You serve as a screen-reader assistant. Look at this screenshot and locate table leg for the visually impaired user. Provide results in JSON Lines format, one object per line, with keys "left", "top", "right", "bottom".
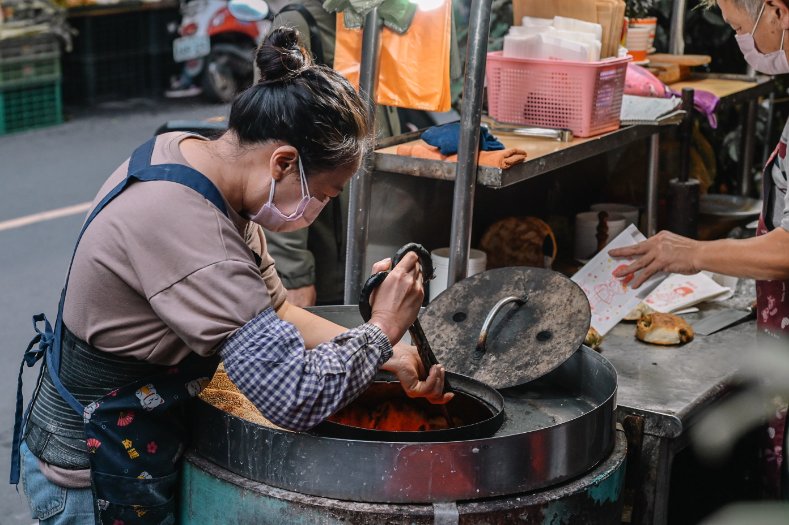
{"left": 646, "top": 132, "right": 660, "bottom": 236}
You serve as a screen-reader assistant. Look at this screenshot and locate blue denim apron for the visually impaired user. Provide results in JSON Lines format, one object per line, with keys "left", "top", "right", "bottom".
{"left": 11, "top": 137, "right": 226, "bottom": 524}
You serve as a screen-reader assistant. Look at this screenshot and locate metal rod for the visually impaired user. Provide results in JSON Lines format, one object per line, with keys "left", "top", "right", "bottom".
{"left": 741, "top": 100, "right": 757, "bottom": 197}
{"left": 668, "top": 0, "right": 687, "bottom": 55}
{"left": 763, "top": 92, "right": 775, "bottom": 167}
{"left": 344, "top": 8, "right": 381, "bottom": 305}
{"left": 646, "top": 133, "right": 660, "bottom": 236}
{"left": 447, "top": 0, "right": 493, "bottom": 287}
{"left": 678, "top": 88, "right": 694, "bottom": 183}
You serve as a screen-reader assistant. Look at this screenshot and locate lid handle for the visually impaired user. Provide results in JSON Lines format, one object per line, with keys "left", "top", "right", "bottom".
{"left": 475, "top": 296, "right": 526, "bottom": 359}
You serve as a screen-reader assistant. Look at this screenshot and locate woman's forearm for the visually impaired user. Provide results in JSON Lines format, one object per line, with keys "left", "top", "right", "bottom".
{"left": 276, "top": 301, "right": 349, "bottom": 349}
{"left": 695, "top": 227, "right": 789, "bottom": 281}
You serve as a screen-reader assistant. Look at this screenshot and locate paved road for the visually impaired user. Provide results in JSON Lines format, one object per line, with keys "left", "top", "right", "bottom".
{"left": 0, "top": 98, "right": 227, "bottom": 525}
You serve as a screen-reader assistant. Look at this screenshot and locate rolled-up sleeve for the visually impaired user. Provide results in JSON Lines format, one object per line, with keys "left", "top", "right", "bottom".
{"left": 244, "top": 223, "right": 288, "bottom": 310}
{"left": 219, "top": 308, "right": 393, "bottom": 431}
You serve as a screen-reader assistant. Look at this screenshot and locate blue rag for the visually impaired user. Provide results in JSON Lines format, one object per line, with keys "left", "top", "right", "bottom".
{"left": 421, "top": 122, "right": 505, "bottom": 156}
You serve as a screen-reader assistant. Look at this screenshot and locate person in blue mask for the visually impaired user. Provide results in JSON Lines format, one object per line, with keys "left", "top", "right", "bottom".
{"left": 613, "top": 0, "right": 789, "bottom": 497}
{"left": 12, "top": 27, "right": 450, "bottom": 525}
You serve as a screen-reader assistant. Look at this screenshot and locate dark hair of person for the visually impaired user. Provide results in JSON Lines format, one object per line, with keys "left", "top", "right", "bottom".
{"left": 228, "top": 27, "right": 370, "bottom": 172}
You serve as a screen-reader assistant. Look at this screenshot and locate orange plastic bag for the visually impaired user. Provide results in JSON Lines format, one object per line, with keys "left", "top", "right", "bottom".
{"left": 333, "top": 1, "right": 452, "bottom": 112}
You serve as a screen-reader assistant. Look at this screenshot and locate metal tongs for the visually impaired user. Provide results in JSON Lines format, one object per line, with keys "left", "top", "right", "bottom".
{"left": 359, "top": 243, "right": 454, "bottom": 427}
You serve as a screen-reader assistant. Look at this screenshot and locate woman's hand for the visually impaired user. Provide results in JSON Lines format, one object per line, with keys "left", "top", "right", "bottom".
{"left": 609, "top": 230, "right": 702, "bottom": 288}
{"left": 367, "top": 253, "right": 424, "bottom": 345}
{"left": 381, "top": 343, "right": 454, "bottom": 404}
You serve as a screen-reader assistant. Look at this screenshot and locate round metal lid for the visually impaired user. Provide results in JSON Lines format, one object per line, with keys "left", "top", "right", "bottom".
{"left": 420, "top": 267, "right": 591, "bottom": 389}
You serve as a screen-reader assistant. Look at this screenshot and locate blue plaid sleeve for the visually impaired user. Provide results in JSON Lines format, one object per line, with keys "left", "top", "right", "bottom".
{"left": 219, "top": 307, "right": 393, "bottom": 431}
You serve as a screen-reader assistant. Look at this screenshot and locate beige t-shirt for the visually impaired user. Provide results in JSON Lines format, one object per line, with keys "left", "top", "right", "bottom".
{"left": 43, "top": 133, "right": 287, "bottom": 487}
{"left": 63, "top": 132, "right": 286, "bottom": 364}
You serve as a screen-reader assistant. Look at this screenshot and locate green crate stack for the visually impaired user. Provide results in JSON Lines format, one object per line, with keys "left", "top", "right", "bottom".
{"left": 0, "top": 35, "right": 63, "bottom": 135}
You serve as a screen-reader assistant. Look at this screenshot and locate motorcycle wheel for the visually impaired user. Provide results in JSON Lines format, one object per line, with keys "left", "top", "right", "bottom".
{"left": 202, "top": 56, "right": 238, "bottom": 103}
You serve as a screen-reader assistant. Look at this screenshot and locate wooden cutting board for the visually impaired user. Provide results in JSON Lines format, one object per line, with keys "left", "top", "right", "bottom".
{"left": 648, "top": 54, "right": 712, "bottom": 82}
{"left": 648, "top": 54, "right": 711, "bottom": 66}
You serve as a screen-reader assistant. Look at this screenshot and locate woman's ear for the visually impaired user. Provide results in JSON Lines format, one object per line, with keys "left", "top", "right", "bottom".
{"left": 768, "top": 0, "right": 789, "bottom": 29}
{"left": 269, "top": 145, "right": 299, "bottom": 181}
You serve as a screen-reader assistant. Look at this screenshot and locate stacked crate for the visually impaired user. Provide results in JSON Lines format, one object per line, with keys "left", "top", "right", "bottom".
{"left": 62, "top": 5, "right": 180, "bottom": 105}
{"left": 0, "top": 34, "right": 63, "bottom": 135}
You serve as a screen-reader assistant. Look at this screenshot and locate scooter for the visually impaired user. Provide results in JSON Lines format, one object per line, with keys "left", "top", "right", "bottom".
{"left": 166, "top": 0, "right": 272, "bottom": 102}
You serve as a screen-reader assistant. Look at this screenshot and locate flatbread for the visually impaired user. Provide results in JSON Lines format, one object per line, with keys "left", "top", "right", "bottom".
{"left": 585, "top": 326, "right": 603, "bottom": 350}
{"left": 624, "top": 302, "right": 655, "bottom": 322}
{"left": 636, "top": 313, "right": 694, "bottom": 346}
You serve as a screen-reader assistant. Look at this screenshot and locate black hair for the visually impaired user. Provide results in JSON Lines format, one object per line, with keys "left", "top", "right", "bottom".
{"left": 228, "top": 27, "right": 370, "bottom": 172}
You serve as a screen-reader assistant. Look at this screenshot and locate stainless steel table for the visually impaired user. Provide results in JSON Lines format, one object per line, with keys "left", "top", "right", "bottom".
{"left": 600, "top": 286, "right": 757, "bottom": 525}
{"left": 375, "top": 123, "right": 665, "bottom": 237}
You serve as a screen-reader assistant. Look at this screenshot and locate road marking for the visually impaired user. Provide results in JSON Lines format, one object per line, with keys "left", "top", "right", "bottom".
{"left": 0, "top": 202, "right": 91, "bottom": 232}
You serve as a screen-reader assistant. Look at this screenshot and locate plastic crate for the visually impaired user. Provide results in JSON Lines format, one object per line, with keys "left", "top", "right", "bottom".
{"left": 62, "top": 6, "right": 179, "bottom": 104}
{"left": 0, "top": 35, "right": 61, "bottom": 89}
{"left": 485, "top": 52, "right": 631, "bottom": 138}
{"left": 0, "top": 81, "right": 63, "bottom": 135}
{"left": 63, "top": 50, "right": 149, "bottom": 103}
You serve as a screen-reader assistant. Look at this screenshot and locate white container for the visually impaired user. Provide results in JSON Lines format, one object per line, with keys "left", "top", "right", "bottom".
{"left": 429, "top": 247, "right": 487, "bottom": 302}
{"left": 574, "top": 211, "right": 626, "bottom": 262}
{"left": 590, "top": 203, "right": 640, "bottom": 229}
{"left": 625, "top": 26, "right": 651, "bottom": 52}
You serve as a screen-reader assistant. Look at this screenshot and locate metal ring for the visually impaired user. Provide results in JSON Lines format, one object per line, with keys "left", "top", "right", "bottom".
{"left": 474, "top": 296, "right": 526, "bottom": 358}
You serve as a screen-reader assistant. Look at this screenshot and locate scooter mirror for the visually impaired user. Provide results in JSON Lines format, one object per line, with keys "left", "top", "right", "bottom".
{"left": 228, "top": 0, "right": 270, "bottom": 22}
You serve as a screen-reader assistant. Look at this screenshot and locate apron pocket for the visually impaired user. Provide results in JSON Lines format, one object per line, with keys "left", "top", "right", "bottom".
{"left": 91, "top": 469, "right": 178, "bottom": 506}
{"left": 95, "top": 497, "right": 176, "bottom": 525}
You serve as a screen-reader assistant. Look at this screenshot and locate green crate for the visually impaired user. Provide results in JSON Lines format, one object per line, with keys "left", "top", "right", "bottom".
{"left": 0, "top": 35, "right": 61, "bottom": 89}
{"left": 0, "top": 81, "right": 63, "bottom": 135}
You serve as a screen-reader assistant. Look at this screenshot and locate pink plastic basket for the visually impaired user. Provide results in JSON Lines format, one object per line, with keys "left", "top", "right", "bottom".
{"left": 485, "top": 52, "right": 631, "bottom": 138}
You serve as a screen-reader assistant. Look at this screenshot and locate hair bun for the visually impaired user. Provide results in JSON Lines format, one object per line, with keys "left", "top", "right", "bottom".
{"left": 256, "top": 27, "right": 311, "bottom": 84}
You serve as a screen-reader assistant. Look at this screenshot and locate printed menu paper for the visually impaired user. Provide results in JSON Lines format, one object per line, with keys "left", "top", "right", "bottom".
{"left": 571, "top": 225, "right": 667, "bottom": 335}
{"left": 643, "top": 272, "right": 730, "bottom": 313}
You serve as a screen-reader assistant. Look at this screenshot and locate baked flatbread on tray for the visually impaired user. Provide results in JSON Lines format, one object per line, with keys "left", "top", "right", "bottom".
{"left": 636, "top": 313, "right": 694, "bottom": 346}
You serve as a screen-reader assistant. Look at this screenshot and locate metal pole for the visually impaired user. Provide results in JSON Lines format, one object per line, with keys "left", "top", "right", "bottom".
{"left": 741, "top": 100, "right": 757, "bottom": 197}
{"left": 762, "top": 92, "right": 775, "bottom": 167}
{"left": 344, "top": 8, "right": 381, "bottom": 305}
{"left": 447, "top": 0, "right": 493, "bottom": 287}
{"left": 646, "top": 132, "right": 660, "bottom": 236}
{"left": 668, "top": 0, "right": 687, "bottom": 55}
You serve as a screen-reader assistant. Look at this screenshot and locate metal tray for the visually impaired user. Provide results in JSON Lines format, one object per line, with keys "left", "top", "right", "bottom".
{"left": 700, "top": 194, "right": 762, "bottom": 218}
{"left": 188, "top": 306, "right": 617, "bottom": 504}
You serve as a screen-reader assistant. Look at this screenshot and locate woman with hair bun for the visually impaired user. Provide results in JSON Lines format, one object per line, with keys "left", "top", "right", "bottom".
{"left": 11, "top": 27, "right": 450, "bottom": 525}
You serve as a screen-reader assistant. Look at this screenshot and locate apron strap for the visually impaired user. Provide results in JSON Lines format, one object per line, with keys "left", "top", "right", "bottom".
{"left": 10, "top": 315, "right": 55, "bottom": 484}
{"left": 11, "top": 136, "right": 229, "bottom": 484}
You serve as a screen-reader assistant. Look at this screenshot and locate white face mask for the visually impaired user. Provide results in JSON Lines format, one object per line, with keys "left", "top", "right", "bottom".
{"left": 735, "top": 1, "right": 789, "bottom": 75}
{"left": 246, "top": 156, "right": 328, "bottom": 232}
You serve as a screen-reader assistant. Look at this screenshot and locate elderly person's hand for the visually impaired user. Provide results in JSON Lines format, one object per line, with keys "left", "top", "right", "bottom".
{"left": 609, "top": 230, "right": 702, "bottom": 288}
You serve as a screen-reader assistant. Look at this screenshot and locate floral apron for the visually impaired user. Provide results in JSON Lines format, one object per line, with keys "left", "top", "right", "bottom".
{"left": 11, "top": 137, "right": 224, "bottom": 523}
{"left": 755, "top": 145, "right": 789, "bottom": 498}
